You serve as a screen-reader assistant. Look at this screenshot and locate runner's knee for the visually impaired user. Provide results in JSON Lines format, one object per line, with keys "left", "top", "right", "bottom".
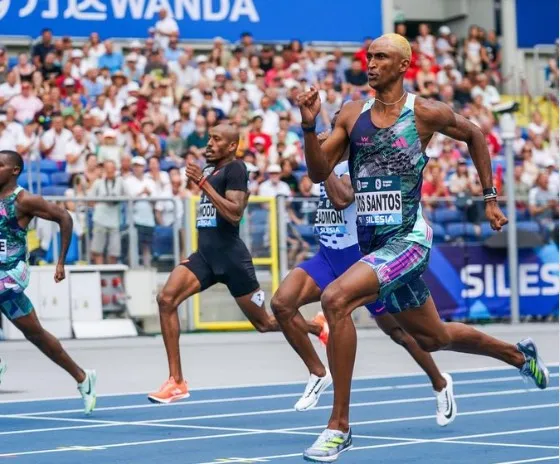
{"left": 270, "top": 293, "right": 295, "bottom": 322}
{"left": 321, "top": 284, "right": 350, "bottom": 323}
{"left": 157, "top": 290, "right": 177, "bottom": 314}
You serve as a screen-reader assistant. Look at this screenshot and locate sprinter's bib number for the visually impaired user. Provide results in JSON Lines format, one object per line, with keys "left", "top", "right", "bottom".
{"left": 196, "top": 196, "right": 217, "bottom": 228}
{"left": 355, "top": 176, "right": 402, "bottom": 226}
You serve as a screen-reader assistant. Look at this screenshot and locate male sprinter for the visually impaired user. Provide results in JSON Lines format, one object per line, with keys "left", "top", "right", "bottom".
{"left": 0, "top": 150, "right": 96, "bottom": 414}
{"left": 148, "top": 124, "right": 324, "bottom": 403}
{"left": 298, "top": 34, "right": 550, "bottom": 462}
{"left": 272, "top": 130, "right": 456, "bottom": 426}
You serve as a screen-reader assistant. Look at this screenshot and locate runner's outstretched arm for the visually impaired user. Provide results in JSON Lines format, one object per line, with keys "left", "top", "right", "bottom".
{"left": 18, "top": 193, "right": 73, "bottom": 281}
{"left": 298, "top": 88, "right": 350, "bottom": 182}
{"left": 416, "top": 100, "right": 508, "bottom": 231}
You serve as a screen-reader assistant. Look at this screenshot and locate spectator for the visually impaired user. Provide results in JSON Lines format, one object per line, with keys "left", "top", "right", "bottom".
{"left": 0, "top": 116, "right": 16, "bottom": 151}
{"left": 98, "top": 41, "right": 124, "bottom": 75}
{"left": 471, "top": 73, "right": 500, "bottom": 109}
{"left": 32, "top": 28, "right": 55, "bottom": 67}
{"left": 154, "top": 8, "right": 179, "bottom": 51}
{"left": 417, "top": 23, "right": 436, "bottom": 59}
{"left": 89, "top": 160, "right": 127, "bottom": 264}
{"left": 528, "top": 110, "right": 550, "bottom": 141}
{"left": 16, "top": 120, "right": 40, "bottom": 161}
{"left": 0, "top": 71, "right": 21, "bottom": 109}
{"left": 258, "top": 164, "right": 291, "bottom": 197}
{"left": 280, "top": 159, "right": 299, "bottom": 194}
{"left": 66, "top": 125, "right": 94, "bottom": 174}
{"left": 463, "top": 25, "right": 484, "bottom": 76}
{"left": 8, "top": 81, "right": 44, "bottom": 123}
{"left": 436, "top": 58, "right": 462, "bottom": 88}
{"left": 528, "top": 172, "right": 559, "bottom": 234}
{"left": 531, "top": 134, "right": 556, "bottom": 169}
{"left": 40, "top": 113, "right": 73, "bottom": 162}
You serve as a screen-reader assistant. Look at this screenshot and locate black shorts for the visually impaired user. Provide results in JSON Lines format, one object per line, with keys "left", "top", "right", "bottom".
{"left": 182, "top": 243, "right": 260, "bottom": 298}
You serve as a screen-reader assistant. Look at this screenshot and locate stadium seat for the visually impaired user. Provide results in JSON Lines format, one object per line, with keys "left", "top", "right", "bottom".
{"left": 517, "top": 221, "right": 541, "bottom": 234}
{"left": 430, "top": 223, "right": 447, "bottom": 243}
{"left": 249, "top": 208, "right": 269, "bottom": 252}
{"left": 45, "top": 232, "right": 80, "bottom": 264}
{"left": 446, "top": 222, "right": 479, "bottom": 241}
{"left": 41, "top": 185, "right": 68, "bottom": 196}
{"left": 152, "top": 226, "right": 174, "bottom": 260}
{"left": 50, "top": 171, "right": 71, "bottom": 186}
{"left": 433, "top": 208, "right": 463, "bottom": 224}
{"left": 480, "top": 222, "right": 495, "bottom": 239}
{"left": 18, "top": 172, "right": 51, "bottom": 190}
{"left": 39, "top": 159, "right": 60, "bottom": 174}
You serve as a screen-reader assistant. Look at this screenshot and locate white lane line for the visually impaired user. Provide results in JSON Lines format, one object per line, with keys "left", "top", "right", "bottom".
{"left": 3, "top": 364, "right": 557, "bottom": 405}
{"left": 441, "top": 440, "right": 558, "bottom": 450}
{"left": 5, "top": 383, "right": 557, "bottom": 419}
{"left": 492, "top": 457, "right": 560, "bottom": 464}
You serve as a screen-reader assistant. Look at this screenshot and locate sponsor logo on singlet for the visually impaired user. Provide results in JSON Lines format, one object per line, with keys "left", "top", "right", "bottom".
{"left": 355, "top": 176, "right": 403, "bottom": 226}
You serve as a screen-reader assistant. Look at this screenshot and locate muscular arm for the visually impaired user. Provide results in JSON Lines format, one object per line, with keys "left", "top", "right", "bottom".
{"left": 18, "top": 192, "right": 73, "bottom": 265}
{"left": 201, "top": 183, "right": 246, "bottom": 226}
{"left": 302, "top": 102, "right": 358, "bottom": 183}
{"left": 324, "top": 173, "right": 354, "bottom": 210}
{"left": 418, "top": 99, "right": 494, "bottom": 190}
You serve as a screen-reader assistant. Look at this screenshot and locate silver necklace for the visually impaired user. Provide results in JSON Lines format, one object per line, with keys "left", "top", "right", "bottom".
{"left": 375, "top": 91, "right": 407, "bottom": 106}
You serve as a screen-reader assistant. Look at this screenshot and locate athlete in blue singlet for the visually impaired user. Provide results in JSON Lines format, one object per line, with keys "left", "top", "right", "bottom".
{"left": 297, "top": 34, "right": 550, "bottom": 462}
{"left": 272, "top": 131, "right": 455, "bottom": 424}
{"left": 0, "top": 150, "right": 96, "bottom": 414}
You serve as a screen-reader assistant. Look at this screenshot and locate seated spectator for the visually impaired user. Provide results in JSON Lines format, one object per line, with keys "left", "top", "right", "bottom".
{"left": 280, "top": 159, "right": 299, "bottom": 194}
{"left": 529, "top": 172, "right": 559, "bottom": 234}
{"left": 471, "top": 73, "right": 500, "bottom": 109}
{"left": 97, "top": 129, "right": 125, "bottom": 168}
{"left": 40, "top": 113, "right": 74, "bottom": 162}
{"left": 258, "top": 164, "right": 291, "bottom": 197}
{"left": 66, "top": 125, "right": 94, "bottom": 174}
{"left": 9, "top": 81, "right": 44, "bottom": 123}
{"left": 531, "top": 134, "right": 557, "bottom": 169}
{"left": 98, "top": 40, "right": 124, "bottom": 75}
{"left": 421, "top": 162, "right": 452, "bottom": 210}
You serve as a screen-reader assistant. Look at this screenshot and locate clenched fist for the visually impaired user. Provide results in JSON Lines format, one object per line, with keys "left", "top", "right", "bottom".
{"left": 297, "top": 87, "right": 321, "bottom": 126}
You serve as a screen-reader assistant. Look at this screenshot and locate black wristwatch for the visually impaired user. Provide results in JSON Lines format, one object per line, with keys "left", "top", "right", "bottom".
{"left": 483, "top": 187, "right": 498, "bottom": 202}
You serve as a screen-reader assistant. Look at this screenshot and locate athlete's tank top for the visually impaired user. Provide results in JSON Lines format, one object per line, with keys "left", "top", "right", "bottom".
{"left": 313, "top": 161, "right": 358, "bottom": 250}
{"left": 348, "top": 93, "right": 432, "bottom": 254}
{"left": 0, "top": 186, "right": 28, "bottom": 271}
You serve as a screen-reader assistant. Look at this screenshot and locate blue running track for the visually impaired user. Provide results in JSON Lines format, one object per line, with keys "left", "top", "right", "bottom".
{"left": 0, "top": 366, "right": 558, "bottom": 463}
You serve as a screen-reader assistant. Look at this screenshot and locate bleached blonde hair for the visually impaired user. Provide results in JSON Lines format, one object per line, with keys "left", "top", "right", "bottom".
{"left": 377, "top": 33, "right": 412, "bottom": 61}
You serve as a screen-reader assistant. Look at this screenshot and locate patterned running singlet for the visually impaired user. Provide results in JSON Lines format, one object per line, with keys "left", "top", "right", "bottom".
{"left": 0, "top": 186, "right": 28, "bottom": 271}
{"left": 348, "top": 93, "right": 433, "bottom": 254}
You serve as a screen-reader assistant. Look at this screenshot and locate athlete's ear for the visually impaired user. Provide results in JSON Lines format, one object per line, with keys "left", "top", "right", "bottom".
{"left": 399, "top": 58, "right": 410, "bottom": 74}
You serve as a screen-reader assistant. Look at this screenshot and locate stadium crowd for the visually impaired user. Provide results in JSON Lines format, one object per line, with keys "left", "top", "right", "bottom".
{"left": 0, "top": 13, "right": 558, "bottom": 265}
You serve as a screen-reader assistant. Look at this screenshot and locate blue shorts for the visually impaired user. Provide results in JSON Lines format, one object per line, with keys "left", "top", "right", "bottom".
{"left": 298, "top": 245, "right": 385, "bottom": 315}
{"left": 298, "top": 243, "right": 431, "bottom": 315}
{"left": 0, "top": 261, "right": 33, "bottom": 321}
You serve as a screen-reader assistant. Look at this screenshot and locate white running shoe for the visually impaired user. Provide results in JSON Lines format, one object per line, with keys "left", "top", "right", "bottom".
{"left": 435, "top": 372, "right": 457, "bottom": 426}
{"left": 0, "top": 359, "right": 6, "bottom": 386}
{"left": 295, "top": 371, "right": 332, "bottom": 412}
{"left": 77, "top": 369, "right": 97, "bottom": 415}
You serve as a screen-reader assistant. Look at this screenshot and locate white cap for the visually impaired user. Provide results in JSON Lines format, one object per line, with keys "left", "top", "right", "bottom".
{"left": 127, "top": 81, "right": 140, "bottom": 92}
{"left": 289, "top": 63, "right": 302, "bottom": 72}
{"left": 215, "top": 66, "right": 226, "bottom": 76}
{"left": 267, "top": 164, "right": 282, "bottom": 174}
{"left": 130, "top": 40, "right": 143, "bottom": 49}
{"left": 244, "top": 162, "right": 259, "bottom": 173}
{"left": 103, "top": 128, "right": 117, "bottom": 138}
{"left": 325, "top": 54, "right": 337, "bottom": 62}
{"left": 439, "top": 25, "right": 451, "bottom": 35}
{"left": 442, "top": 57, "right": 455, "bottom": 67}
{"left": 71, "top": 49, "right": 83, "bottom": 59}
{"left": 132, "top": 156, "right": 146, "bottom": 166}
{"left": 254, "top": 136, "right": 266, "bottom": 145}
{"left": 196, "top": 55, "right": 208, "bottom": 63}
{"left": 63, "top": 77, "right": 75, "bottom": 86}
{"left": 126, "top": 53, "right": 138, "bottom": 62}
{"left": 126, "top": 96, "right": 138, "bottom": 106}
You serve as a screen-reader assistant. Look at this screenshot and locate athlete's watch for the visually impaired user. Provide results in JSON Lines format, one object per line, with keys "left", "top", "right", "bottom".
{"left": 483, "top": 187, "right": 498, "bottom": 202}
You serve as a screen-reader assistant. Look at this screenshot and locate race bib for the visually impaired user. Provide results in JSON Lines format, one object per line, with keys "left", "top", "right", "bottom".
{"left": 196, "top": 195, "right": 217, "bottom": 228}
{"left": 314, "top": 196, "right": 347, "bottom": 236}
{"left": 355, "top": 176, "right": 403, "bottom": 226}
{"left": 0, "top": 239, "right": 6, "bottom": 262}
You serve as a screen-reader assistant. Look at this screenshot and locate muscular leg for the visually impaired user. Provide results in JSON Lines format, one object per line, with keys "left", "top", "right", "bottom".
{"left": 270, "top": 268, "right": 325, "bottom": 376}
{"left": 375, "top": 313, "right": 446, "bottom": 391}
{"left": 393, "top": 297, "right": 525, "bottom": 368}
{"left": 321, "top": 262, "right": 382, "bottom": 432}
{"left": 157, "top": 266, "right": 201, "bottom": 383}
{"left": 11, "top": 310, "right": 85, "bottom": 383}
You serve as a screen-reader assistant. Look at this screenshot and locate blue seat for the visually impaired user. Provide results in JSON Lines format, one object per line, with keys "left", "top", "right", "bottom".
{"left": 45, "top": 232, "right": 80, "bottom": 264}
{"left": 430, "top": 223, "right": 447, "bottom": 243}
{"left": 152, "top": 226, "right": 174, "bottom": 259}
{"left": 18, "top": 172, "right": 51, "bottom": 190}
{"left": 480, "top": 222, "right": 495, "bottom": 239}
{"left": 517, "top": 221, "right": 540, "bottom": 234}
{"left": 433, "top": 208, "right": 462, "bottom": 224}
{"left": 293, "top": 171, "right": 307, "bottom": 182}
{"left": 50, "top": 171, "right": 71, "bottom": 186}
{"left": 41, "top": 185, "right": 68, "bottom": 196}
{"left": 39, "top": 159, "right": 60, "bottom": 174}
{"left": 446, "top": 222, "right": 479, "bottom": 241}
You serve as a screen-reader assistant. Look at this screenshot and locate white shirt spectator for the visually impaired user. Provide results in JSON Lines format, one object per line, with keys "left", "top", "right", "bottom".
{"left": 262, "top": 109, "right": 280, "bottom": 136}
{"left": 6, "top": 121, "right": 24, "bottom": 141}
{"left": 66, "top": 139, "right": 94, "bottom": 174}
{"left": 124, "top": 175, "right": 157, "bottom": 227}
{"left": 258, "top": 179, "right": 292, "bottom": 197}
{"left": 16, "top": 129, "right": 40, "bottom": 160}
{"left": 0, "top": 125, "right": 16, "bottom": 151}
{"left": 156, "top": 195, "right": 183, "bottom": 227}
{"left": 169, "top": 60, "right": 199, "bottom": 89}
{"left": 154, "top": 14, "right": 179, "bottom": 50}
{"left": 532, "top": 145, "right": 556, "bottom": 169}
{"left": 41, "top": 127, "right": 74, "bottom": 162}
{"left": 471, "top": 84, "right": 501, "bottom": 108}
{"left": 8, "top": 95, "right": 43, "bottom": 123}
{"left": 436, "top": 68, "right": 462, "bottom": 87}
{"left": 0, "top": 81, "right": 21, "bottom": 108}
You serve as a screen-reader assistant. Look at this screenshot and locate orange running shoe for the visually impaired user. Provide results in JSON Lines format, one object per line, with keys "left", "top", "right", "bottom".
{"left": 313, "top": 311, "right": 329, "bottom": 347}
{"left": 147, "top": 377, "right": 190, "bottom": 404}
